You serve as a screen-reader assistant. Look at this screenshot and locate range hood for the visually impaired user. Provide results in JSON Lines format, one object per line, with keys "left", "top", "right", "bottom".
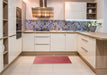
{"left": 32, "top": 0, "right": 54, "bottom": 19}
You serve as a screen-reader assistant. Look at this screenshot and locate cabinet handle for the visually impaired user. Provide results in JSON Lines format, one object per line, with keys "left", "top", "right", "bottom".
{"left": 81, "top": 47, "right": 88, "bottom": 52}
{"left": 35, "top": 36, "right": 49, "bottom": 38}
{"left": 36, "top": 43, "right": 49, "bottom": 45}
{"left": 9, "top": 34, "right": 16, "bottom": 37}
{"left": 81, "top": 38, "right": 88, "bottom": 42}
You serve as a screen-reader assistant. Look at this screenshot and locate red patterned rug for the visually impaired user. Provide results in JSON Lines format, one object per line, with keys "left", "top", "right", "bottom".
{"left": 33, "top": 56, "right": 71, "bottom": 64}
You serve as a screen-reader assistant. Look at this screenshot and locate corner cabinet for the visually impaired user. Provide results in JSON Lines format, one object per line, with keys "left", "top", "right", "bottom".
{"left": 78, "top": 34, "right": 96, "bottom": 68}
{"left": 65, "top": 2, "right": 86, "bottom": 19}
{"left": 51, "top": 33, "right": 66, "bottom": 51}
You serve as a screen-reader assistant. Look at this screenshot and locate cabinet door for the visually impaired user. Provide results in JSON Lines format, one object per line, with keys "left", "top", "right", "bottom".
{"left": 0, "top": 0, "right": 3, "bottom": 38}
{"left": 51, "top": 33, "right": 66, "bottom": 51}
{"left": 88, "top": 37, "right": 96, "bottom": 68}
{"left": 35, "top": 33, "right": 50, "bottom": 51}
{"left": 22, "top": 33, "right": 35, "bottom": 51}
{"left": 66, "top": 34, "right": 77, "bottom": 51}
{"left": 16, "top": 38, "right": 22, "bottom": 54}
{"left": 65, "top": 2, "right": 86, "bottom": 19}
{"left": 8, "top": 36, "right": 17, "bottom": 64}
{"left": 0, "top": 40, "right": 3, "bottom": 72}
{"left": 78, "top": 35, "right": 96, "bottom": 68}
{"left": 8, "top": 0, "right": 16, "bottom": 36}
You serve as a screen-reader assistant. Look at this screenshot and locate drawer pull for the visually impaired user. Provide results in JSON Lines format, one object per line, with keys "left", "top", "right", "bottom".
{"left": 81, "top": 47, "right": 88, "bottom": 52}
{"left": 36, "top": 43, "right": 49, "bottom": 45}
{"left": 81, "top": 38, "right": 88, "bottom": 42}
{"left": 35, "top": 36, "right": 49, "bottom": 38}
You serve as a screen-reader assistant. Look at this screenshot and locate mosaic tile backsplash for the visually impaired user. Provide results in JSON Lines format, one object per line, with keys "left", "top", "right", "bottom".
{"left": 25, "top": 20, "right": 90, "bottom": 31}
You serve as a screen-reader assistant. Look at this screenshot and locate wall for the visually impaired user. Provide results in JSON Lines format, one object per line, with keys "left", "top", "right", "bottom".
{"left": 94, "top": 0, "right": 104, "bottom": 32}
{"left": 22, "top": 1, "right": 26, "bottom": 31}
{"left": 16, "top": 0, "right": 23, "bottom": 9}
{"left": 25, "top": 20, "right": 97, "bottom": 32}
{"left": 23, "top": 0, "right": 94, "bottom": 20}
{"left": 23, "top": 0, "right": 39, "bottom": 20}
{"left": 95, "top": 0, "right": 104, "bottom": 20}
{"left": 104, "top": 0, "right": 107, "bottom": 33}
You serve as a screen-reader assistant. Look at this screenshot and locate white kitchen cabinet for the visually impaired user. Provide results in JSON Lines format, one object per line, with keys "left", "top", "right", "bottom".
{"left": 22, "top": 33, "right": 35, "bottom": 51}
{"left": 16, "top": 38, "right": 22, "bottom": 54}
{"left": 8, "top": 36, "right": 17, "bottom": 64}
{"left": 78, "top": 35, "right": 96, "bottom": 68}
{"left": 87, "top": 37, "right": 96, "bottom": 68}
{"left": 0, "top": 52, "right": 3, "bottom": 73}
{"left": 51, "top": 33, "right": 66, "bottom": 51}
{"left": 65, "top": 2, "right": 86, "bottom": 19}
{"left": 0, "top": 40, "right": 3, "bottom": 73}
{"left": 66, "top": 34, "right": 77, "bottom": 51}
{"left": 8, "top": 0, "right": 16, "bottom": 36}
{"left": 35, "top": 33, "right": 50, "bottom": 51}
{"left": 0, "top": 0, "right": 3, "bottom": 39}
{"left": 47, "top": 0, "right": 64, "bottom": 20}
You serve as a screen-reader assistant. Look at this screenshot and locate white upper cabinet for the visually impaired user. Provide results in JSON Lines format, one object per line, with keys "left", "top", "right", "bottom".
{"left": 66, "top": 34, "right": 77, "bottom": 51}
{"left": 0, "top": 0, "right": 3, "bottom": 38}
{"left": 65, "top": 2, "right": 86, "bottom": 20}
{"left": 8, "top": 0, "right": 16, "bottom": 36}
{"left": 47, "top": 0, "right": 64, "bottom": 20}
{"left": 22, "top": 33, "right": 35, "bottom": 51}
{"left": 51, "top": 33, "right": 66, "bottom": 51}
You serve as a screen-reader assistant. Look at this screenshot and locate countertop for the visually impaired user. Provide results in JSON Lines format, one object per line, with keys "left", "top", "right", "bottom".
{"left": 22, "top": 31, "right": 107, "bottom": 40}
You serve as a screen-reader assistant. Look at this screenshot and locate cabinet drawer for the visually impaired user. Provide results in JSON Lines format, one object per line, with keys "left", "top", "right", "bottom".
{"left": 35, "top": 45, "right": 50, "bottom": 51}
{"left": 79, "top": 35, "right": 89, "bottom": 45}
{"left": 35, "top": 37, "right": 50, "bottom": 44}
{"left": 80, "top": 46, "right": 89, "bottom": 55}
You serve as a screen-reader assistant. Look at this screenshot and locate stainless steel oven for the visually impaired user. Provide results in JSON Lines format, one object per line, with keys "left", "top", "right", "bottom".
{"left": 16, "top": 7, "right": 22, "bottom": 39}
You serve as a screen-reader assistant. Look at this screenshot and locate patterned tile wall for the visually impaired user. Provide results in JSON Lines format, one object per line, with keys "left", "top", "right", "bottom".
{"left": 25, "top": 20, "right": 90, "bottom": 31}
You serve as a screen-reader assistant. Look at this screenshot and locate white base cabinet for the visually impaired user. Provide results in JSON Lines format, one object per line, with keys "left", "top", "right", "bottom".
{"left": 8, "top": 36, "right": 17, "bottom": 63}
{"left": 51, "top": 33, "right": 66, "bottom": 51}
{"left": 35, "top": 33, "right": 50, "bottom": 51}
{"left": 16, "top": 38, "right": 22, "bottom": 54}
{"left": 22, "top": 33, "right": 78, "bottom": 52}
{"left": 66, "top": 34, "right": 77, "bottom": 51}
{"left": 78, "top": 35, "right": 96, "bottom": 68}
{"left": 22, "top": 33, "right": 35, "bottom": 51}
{"left": 0, "top": 40, "right": 3, "bottom": 73}
{"left": 9, "top": 36, "right": 22, "bottom": 64}
{"left": 0, "top": 52, "right": 3, "bottom": 73}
